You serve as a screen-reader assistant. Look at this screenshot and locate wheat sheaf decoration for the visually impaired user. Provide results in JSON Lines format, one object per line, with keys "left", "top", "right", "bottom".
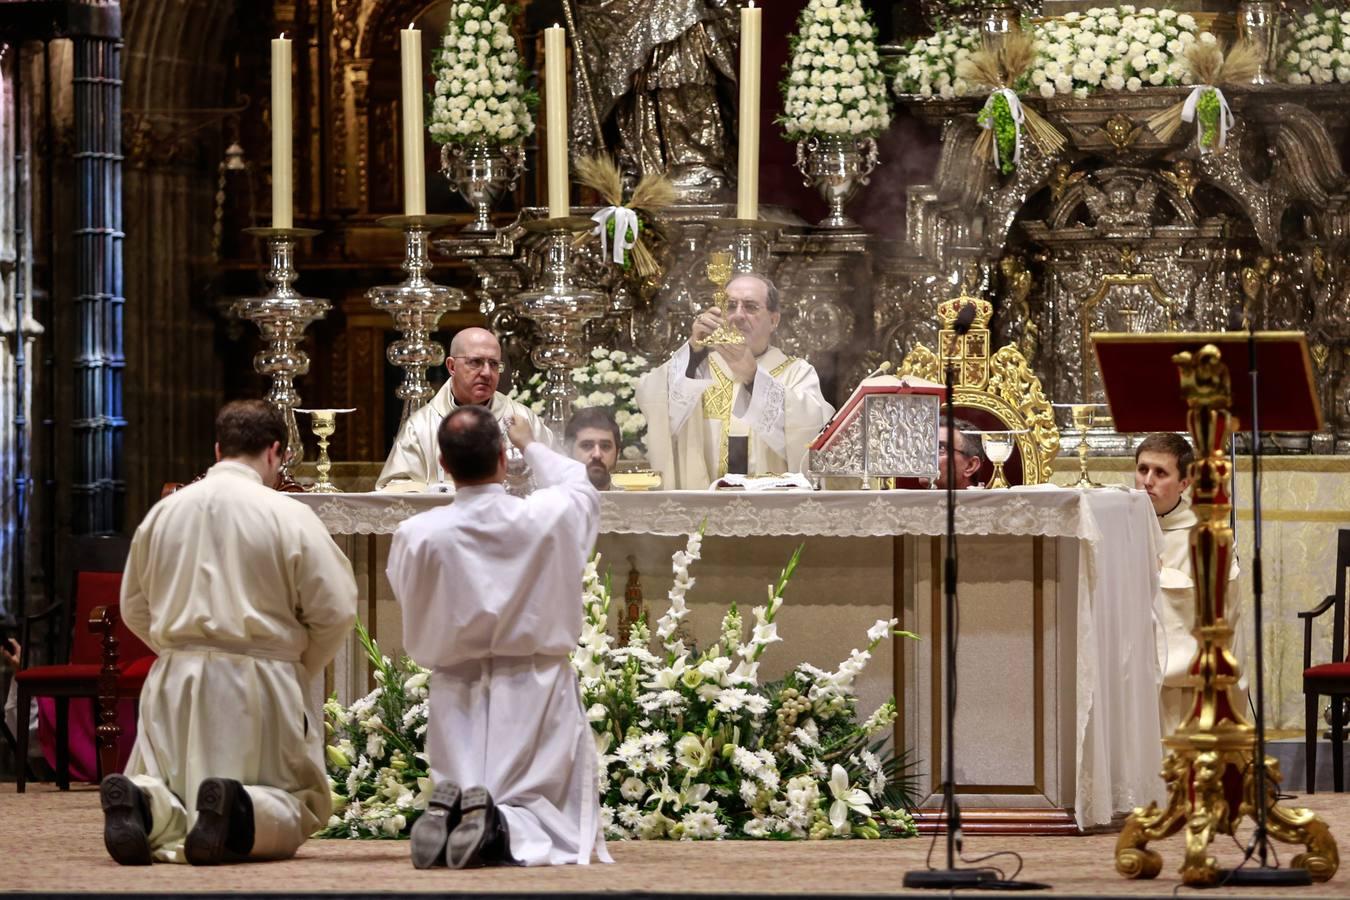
{"left": 573, "top": 155, "right": 676, "bottom": 279}
{"left": 957, "top": 32, "right": 1066, "bottom": 175}
{"left": 1146, "top": 40, "right": 1261, "bottom": 154}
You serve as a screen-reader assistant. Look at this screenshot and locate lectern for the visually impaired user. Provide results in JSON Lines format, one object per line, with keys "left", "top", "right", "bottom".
{"left": 1093, "top": 332, "right": 1338, "bottom": 886}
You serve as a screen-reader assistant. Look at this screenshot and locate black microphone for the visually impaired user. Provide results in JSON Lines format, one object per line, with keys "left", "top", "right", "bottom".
{"left": 954, "top": 303, "right": 977, "bottom": 336}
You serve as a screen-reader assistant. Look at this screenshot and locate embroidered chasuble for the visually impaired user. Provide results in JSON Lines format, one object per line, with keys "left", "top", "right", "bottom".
{"left": 376, "top": 381, "right": 553, "bottom": 491}
{"left": 636, "top": 342, "right": 833, "bottom": 489}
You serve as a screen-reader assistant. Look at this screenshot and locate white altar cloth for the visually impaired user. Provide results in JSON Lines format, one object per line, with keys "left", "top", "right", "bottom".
{"left": 290, "top": 487, "right": 1162, "bottom": 829}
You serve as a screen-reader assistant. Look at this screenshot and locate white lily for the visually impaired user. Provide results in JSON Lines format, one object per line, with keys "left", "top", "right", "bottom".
{"left": 827, "top": 764, "right": 872, "bottom": 832}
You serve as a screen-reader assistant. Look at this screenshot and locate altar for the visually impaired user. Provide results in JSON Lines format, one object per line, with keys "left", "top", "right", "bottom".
{"left": 293, "top": 485, "right": 1162, "bottom": 831}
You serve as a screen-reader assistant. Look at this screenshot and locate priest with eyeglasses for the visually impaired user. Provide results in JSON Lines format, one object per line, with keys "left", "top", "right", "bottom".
{"left": 377, "top": 327, "right": 552, "bottom": 491}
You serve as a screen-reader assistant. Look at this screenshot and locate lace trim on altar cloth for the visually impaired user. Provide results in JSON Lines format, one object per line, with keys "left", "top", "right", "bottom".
{"left": 292, "top": 489, "right": 1118, "bottom": 546}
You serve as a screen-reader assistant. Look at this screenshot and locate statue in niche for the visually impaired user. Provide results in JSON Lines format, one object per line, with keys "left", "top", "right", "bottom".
{"left": 566, "top": 0, "right": 739, "bottom": 201}
{"left": 1082, "top": 177, "right": 1159, "bottom": 230}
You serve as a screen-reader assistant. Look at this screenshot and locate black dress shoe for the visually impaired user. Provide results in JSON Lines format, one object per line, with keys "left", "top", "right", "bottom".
{"left": 447, "top": 786, "right": 514, "bottom": 868}
{"left": 185, "top": 777, "right": 255, "bottom": 865}
{"left": 410, "top": 781, "right": 462, "bottom": 869}
{"left": 100, "top": 774, "right": 153, "bottom": 866}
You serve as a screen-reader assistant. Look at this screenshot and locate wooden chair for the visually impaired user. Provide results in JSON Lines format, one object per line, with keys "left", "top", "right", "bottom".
{"left": 14, "top": 536, "right": 154, "bottom": 792}
{"left": 1299, "top": 528, "right": 1350, "bottom": 793}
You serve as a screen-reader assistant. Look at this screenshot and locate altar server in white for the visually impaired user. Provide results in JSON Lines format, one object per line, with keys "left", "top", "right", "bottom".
{"left": 100, "top": 400, "right": 357, "bottom": 866}
{"left": 376, "top": 327, "right": 552, "bottom": 491}
{"left": 388, "top": 407, "right": 609, "bottom": 869}
{"left": 1135, "top": 432, "right": 1244, "bottom": 735}
{"left": 636, "top": 274, "right": 833, "bottom": 488}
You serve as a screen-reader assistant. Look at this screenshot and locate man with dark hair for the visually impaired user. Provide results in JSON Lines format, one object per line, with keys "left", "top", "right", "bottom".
{"left": 565, "top": 407, "right": 621, "bottom": 490}
{"left": 377, "top": 328, "right": 551, "bottom": 491}
{"left": 637, "top": 273, "right": 833, "bottom": 487}
{"left": 99, "top": 399, "right": 357, "bottom": 865}
{"left": 933, "top": 417, "right": 987, "bottom": 490}
{"left": 387, "top": 407, "right": 609, "bottom": 869}
{"left": 1135, "top": 432, "right": 1243, "bottom": 733}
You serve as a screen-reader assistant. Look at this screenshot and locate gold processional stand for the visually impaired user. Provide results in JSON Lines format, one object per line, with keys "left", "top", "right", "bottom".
{"left": 1094, "top": 332, "right": 1339, "bottom": 887}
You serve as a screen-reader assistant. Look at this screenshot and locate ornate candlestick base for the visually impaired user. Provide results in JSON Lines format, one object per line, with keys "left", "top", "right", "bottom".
{"left": 711, "top": 219, "right": 778, "bottom": 277}
{"left": 298, "top": 408, "right": 355, "bottom": 493}
{"left": 236, "top": 227, "right": 330, "bottom": 478}
{"left": 516, "top": 217, "right": 607, "bottom": 441}
{"left": 367, "top": 215, "right": 465, "bottom": 425}
{"left": 1115, "top": 344, "right": 1338, "bottom": 886}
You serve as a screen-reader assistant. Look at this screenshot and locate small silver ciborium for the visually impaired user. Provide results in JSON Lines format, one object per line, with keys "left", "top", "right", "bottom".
{"left": 515, "top": 217, "right": 607, "bottom": 442}
{"left": 794, "top": 135, "right": 879, "bottom": 230}
{"left": 296, "top": 408, "right": 355, "bottom": 493}
{"left": 711, "top": 218, "right": 778, "bottom": 277}
{"left": 235, "top": 227, "right": 330, "bottom": 476}
{"left": 441, "top": 141, "right": 525, "bottom": 233}
{"left": 1237, "top": 0, "right": 1280, "bottom": 85}
{"left": 367, "top": 215, "right": 465, "bottom": 425}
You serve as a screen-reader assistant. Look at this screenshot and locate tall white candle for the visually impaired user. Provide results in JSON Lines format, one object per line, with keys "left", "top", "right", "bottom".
{"left": 544, "top": 24, "right": 569, "bottom": 219}
{"left": 736, "top": 3, "right": 762, "bottom": 221}
{"left": 400, "top": 25, "right": 427, "bottom": 216}
{"left": 271, "top": 34, "right": 293, "bottom": 229}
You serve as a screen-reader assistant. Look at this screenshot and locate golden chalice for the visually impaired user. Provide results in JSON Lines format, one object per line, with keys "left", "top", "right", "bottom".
{"left": 1063, "top": 403, "right": 1107, "bottom": 489}
{"left": 297, "top": 408, "right": 355, "bottom": 493}
{"left": 980, "top": 431, "right": 1022, "bottom": 489}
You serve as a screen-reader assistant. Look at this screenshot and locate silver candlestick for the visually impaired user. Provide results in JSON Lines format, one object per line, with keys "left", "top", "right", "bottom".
{"left": 235, "top": 227, "right": 330, "bottom": 475}
{"left": 367, "top": 214, "right": 465, "bottom": 425}
{"left": 515, "top": 217, "right": 607, "bottom": 441}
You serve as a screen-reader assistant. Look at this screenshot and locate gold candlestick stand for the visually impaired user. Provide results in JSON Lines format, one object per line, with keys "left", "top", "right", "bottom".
{"left": 1114, "top": 344, "right": 1338, "bottom": 885}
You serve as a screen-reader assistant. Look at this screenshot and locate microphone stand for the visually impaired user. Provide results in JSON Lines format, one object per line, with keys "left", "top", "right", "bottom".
{"left": 904, "top": 313, "right": 994, "bottom": 890}
{"left": 1223, "top": 314, "right": 1311, "bottom": 886}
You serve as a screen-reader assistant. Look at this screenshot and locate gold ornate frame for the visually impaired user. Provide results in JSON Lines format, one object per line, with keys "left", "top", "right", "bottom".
{"left": 899, "top": 296, "right": 1060, "bottom": 484}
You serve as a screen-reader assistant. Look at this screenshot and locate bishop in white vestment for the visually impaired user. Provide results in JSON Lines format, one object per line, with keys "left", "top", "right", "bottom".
{"left": 387, "top": 407, "right": 609, "bottom": 868}
{"left": 104, "top": 400, "right": 357, "bottom": 865}
{"left": 377, "top": 327, "right": 552, "bottom": 491}
{"left": 636, "top": 274, "right": 833, "bottom": 488}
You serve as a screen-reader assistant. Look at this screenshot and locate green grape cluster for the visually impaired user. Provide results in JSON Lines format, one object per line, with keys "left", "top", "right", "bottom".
{"left": 773, "top": 688, "right": 812, "bottom": 751}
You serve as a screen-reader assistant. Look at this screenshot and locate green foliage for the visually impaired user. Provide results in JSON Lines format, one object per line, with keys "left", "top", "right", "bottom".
{"left": 978, "top": 92, "right": 1018, "bottom": 174}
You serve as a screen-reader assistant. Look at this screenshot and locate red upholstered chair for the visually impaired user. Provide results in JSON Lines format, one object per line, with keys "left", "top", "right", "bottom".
{"left": 14, "top": 537, "right": 155, "bottom": 792}
{"left": 1300, "top": 529, "right": 1350, "bottom": 793}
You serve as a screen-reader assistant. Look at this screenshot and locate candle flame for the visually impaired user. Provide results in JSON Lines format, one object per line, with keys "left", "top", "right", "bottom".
{"left": 279, "top": 32, "right": 286, "bottom": 40}
{"left": 408, "top": 21, "right": 414, "bottom": 29}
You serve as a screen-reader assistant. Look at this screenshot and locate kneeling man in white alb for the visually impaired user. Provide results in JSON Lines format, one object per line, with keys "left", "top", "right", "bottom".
{"left": 388, "top": 407, "right": 610, "bottom": 868}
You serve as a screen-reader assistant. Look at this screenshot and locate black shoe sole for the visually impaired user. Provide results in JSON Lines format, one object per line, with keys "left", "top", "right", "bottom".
{"left": 447, "top": 786, "right": 498, "bottom": 869}
{"left": 100, "top": 775, "right": 152, "bottom": 866}
{"left": 185, "top": 778, "right": 242, "bottom": 866}
{"left": 410, "top": 782, "right": 461, "bottom": 869}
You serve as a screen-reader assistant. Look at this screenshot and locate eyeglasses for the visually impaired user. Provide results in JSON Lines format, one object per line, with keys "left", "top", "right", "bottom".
{"left": 724, "top": 299, "right": 766, "bottom": 315}
{"left": 452, "top": 356, "right": 504, "bottom": 373}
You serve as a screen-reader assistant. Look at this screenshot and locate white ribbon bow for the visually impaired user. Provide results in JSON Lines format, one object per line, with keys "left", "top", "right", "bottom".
{"left": 591, "top": 206, "right": 640, "bottom": 266}
{"left": 978, "top": 88, "right": 1025, "bottom": 170}
{"left": 1180, "top": 85, "right": 1232, "bottom": 155}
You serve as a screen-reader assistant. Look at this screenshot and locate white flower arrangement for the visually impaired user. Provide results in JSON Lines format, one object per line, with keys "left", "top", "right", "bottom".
{"left": 322, "top": 539, "right": 918, "bottom": 842}
{"left": 509, "top": 347, "right": 652, "bottom": 460}
{"left": 893, "top": 5, "right": 1212, "bottom": 100}
{"left": 319, "top": 623, "right": 433, "bottom": 839}
{"left": 1282, "top": 7, "right": 1350, "bottom": 85}
{"left": 578, "top": 534, "right": 919, "bottom": 841}
{"left": 428, "top": 0, "right": 536, "bottom": 144}
{"left": 892, "top": 27, "right": 983, "bottom": 99}
{"left": 780, "top": 0, "right": 893, "bottom": 138}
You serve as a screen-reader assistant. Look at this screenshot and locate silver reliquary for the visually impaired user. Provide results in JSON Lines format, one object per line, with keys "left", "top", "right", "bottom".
{"left": 807, "top": 377, "right": 943, "bottom": 480}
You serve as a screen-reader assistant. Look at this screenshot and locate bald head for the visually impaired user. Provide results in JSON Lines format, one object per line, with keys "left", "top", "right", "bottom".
{"left": 446, "top": 327, "right": 504, "bottom": 405}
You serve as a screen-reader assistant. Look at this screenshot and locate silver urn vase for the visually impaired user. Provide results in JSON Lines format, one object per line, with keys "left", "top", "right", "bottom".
{"left": 441, "top": 140, "right": 524, "bottom": 233}
{"left": 795, "top": 135, "right": 880, "bottom": 230}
